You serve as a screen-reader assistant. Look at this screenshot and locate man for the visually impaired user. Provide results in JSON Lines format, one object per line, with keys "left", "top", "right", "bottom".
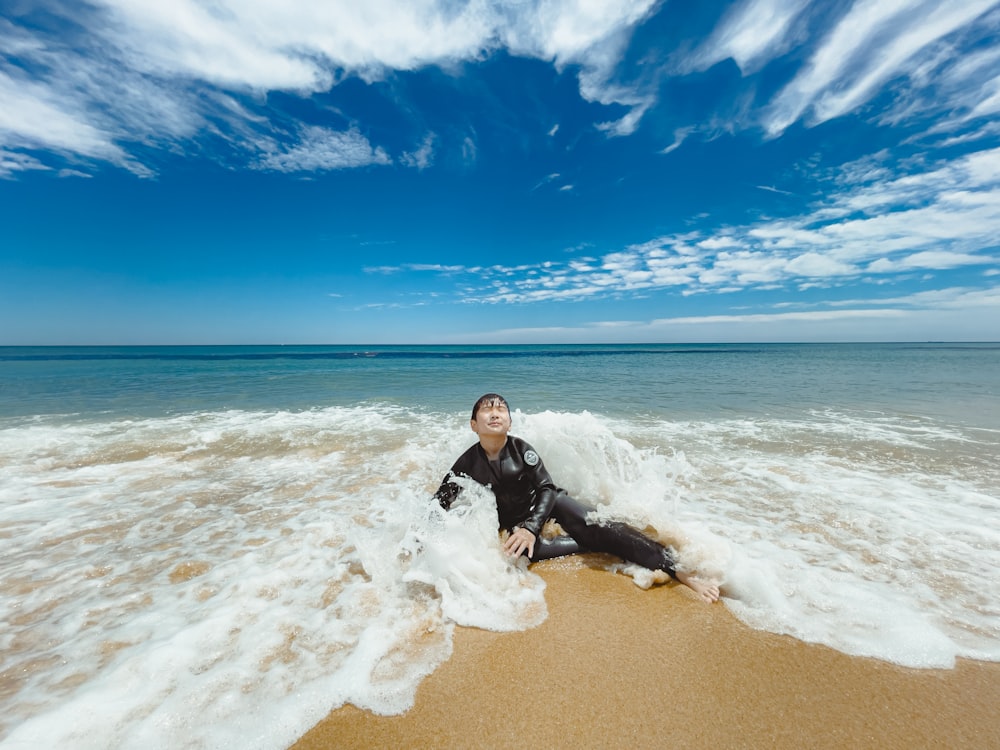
{"left": 434, "top": 393, "right": 720, "bottom": 603}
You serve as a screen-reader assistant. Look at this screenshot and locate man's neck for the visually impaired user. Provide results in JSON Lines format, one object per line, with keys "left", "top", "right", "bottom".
{"left": 479, "top": 435, "right": 507, "bottom": 461}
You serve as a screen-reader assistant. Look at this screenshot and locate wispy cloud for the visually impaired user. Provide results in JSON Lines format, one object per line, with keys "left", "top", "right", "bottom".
{"left": 756, "top": 184, "right": 794, "bottom": 195}
{"left": 4, "top": 0, "right": 996, "bottom": 177}
{"left": 0, "top": 149, "right": 49, "bottom": 178}
{"left": 661, "top": 0, "right": 1000, "bottom": 149}
{"left": 685, "top": 0, "right": 809, "bottom": 74}
{"left": 762, "top": 0, "right": 1000, "bottom": 136}
{"left": 0, "top": 66, "right": 142, "bottom": 174}
{"left": 660, "top": 126, "right": 694, "bottom": 155}
{"left": 365, "top": 263, "right": 469, "bottom": 275}
{"left": 254, "top": 126, "right": 390, "bottom": 172}
{"left": 459, "top": 307, "right": 911, "bottom": 345}
{"left": 401, "top": 145, "right": 1000, "bottom": 304}
{"left": 466, "top": 287, "right": 1000, "bottom": 343}
{"left": 530, "top": 173, "right": 562, "bottom": 192}
{"left": 500, "top": 0, "right": 660, "bottom": 136}
{"left": 400, "top": 133, "right": 435, "bottom": 170}
{"left": 1, "top": 1, "right": 660, "bottom": 174}
{"left": 652, "top": 308, "right": 910, "bottom": 325}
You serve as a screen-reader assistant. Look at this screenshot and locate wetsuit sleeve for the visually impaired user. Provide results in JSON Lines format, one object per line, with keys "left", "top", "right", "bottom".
{"left": 519, "top": 483, "right": 556, "bottom": 537}
{"left": 433, "top": 472, "right": 462, "bottom": 510}
{"left": 433, "top": 444, "right": 480, "bottom": 510}
{"left": 515, "top": 442, "right": 559, "bottom": 538}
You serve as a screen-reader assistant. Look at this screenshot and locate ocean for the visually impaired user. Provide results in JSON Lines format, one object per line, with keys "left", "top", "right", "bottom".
{"left": 1, "top": 343, "right": 998, "bottom": 748}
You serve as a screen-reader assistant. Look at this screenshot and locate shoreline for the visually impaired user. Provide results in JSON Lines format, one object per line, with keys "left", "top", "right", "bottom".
{"left": 293, "top": 556, "right": 1000, "bottom": 749}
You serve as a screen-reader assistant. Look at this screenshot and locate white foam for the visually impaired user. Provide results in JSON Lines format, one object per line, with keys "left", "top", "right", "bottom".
{"left": 401, "top": 480, "right": 547, "bottom": 631}
{"left": 1, "top": 407, "right": 492, "bottom": 748}
{"left": 1, "top": 404, "right": 998, "bottom": 748}
{"left": 638, "top": 411, "right": 1000, "bottom": 667}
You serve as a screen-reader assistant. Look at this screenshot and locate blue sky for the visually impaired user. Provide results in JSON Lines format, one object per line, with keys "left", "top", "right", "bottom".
{"left": 2, "top": 0, "right": 999, "bottom": 345}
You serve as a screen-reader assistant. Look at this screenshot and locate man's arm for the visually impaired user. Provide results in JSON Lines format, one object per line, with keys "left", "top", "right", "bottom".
{"left": 502, "top": 447, "right": 557, "bottom": 559}
{"left": 519, "top": 486, "right": 556, "bottom": 538}
{"left": 433, "top": 444, "right": 481, "bottom": 510}
{"left": 512, "top": 438, "right": 559, "bottom": 538}
{"left": 433, "top": 473, "right": 462, "bottom": 510}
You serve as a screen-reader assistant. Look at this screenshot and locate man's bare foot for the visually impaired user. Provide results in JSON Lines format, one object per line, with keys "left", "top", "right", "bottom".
{"left": 675, "top": 570, "right": 720, "bottom": 603}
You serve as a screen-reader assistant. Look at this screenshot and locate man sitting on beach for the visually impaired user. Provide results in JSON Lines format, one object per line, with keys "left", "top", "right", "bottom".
{"left": 434, "top": 393, "right": 720, "bottom": 603}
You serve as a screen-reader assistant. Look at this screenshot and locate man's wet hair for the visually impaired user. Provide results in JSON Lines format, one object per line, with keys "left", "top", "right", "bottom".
{"left": 471, "top": 393, "right": 509, "bottom": 420}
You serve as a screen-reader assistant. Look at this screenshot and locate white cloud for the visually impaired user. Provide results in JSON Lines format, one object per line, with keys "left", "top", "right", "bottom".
{"left": 467, "top": 286, "right": 1000, "bottom": 343}
{"left": 0, "top": 149, "right": 50, "bottom": 178}
{"left": 868, "top": 250, "right": 987, "bottom": 273}
{"left": 0, "top": 0, "right": 662, "bottom": 173}
{"left": 756, "top": 184, "right": 793, "bottom": 195}
{"left": 418, "top": 144, "right": 1000, "bottom": 305}
{"left": 785, "top": 252, "right": 856, "bottom": 277}
{"left": 254, "top": 126, "right": 390, "bottom": 172}
{"left": 660, "top": 126, "right": 694, "bottom": 155}
{"left": 500, "top": 0, "right": 659, "bottom": 135}
{"left": 697, "top": 236, "right": 743, "bottom": 250}
{"left": 57, "top": 168, "right": 93, "bottom": 179}
{"left": 407, "top": 264, "right": 466, "bottom": 273}
{"left": 652, "top": 308, "right": 908, "bottom": 325}
{"left": 461, "top": 136, "right": 477, "bottom": 164}
{"left": 0, "top": 68, "right": 133, "bottom": 167}
{"left": 687, "top": 0, "right": 808, "bottom": 74}
{"left": 970, "top": 78, "right": 1000, "bottom": 118}
{"left": 595, "top": 98, "right": 651, "bottom": 137}
{"left": 98, "top": 0, "right": 492, "bottom": 89}
{"left": 656, "top": 2, "right": 999, "bottom": 152}
{"left": 400, "top": 133, "right": 435, "bottom": 170}
{"left": 365, "top": 263, "right": 468, "bottom": 275}
{"left": 499, "top": 0, "right": 655, "bottom": 60}
{"left": 764, "top": 0, "right": 1000, "bottom": 135}
{"left": 6, "top": 0, "right": 992, "bottom": 177}
{"left": 531, "top": 172, "right": 562, "bottom": 191}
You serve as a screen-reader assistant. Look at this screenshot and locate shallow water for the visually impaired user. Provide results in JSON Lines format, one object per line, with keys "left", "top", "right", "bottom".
{"left": 1, "top": 344, "right": 998, "bottom": 748}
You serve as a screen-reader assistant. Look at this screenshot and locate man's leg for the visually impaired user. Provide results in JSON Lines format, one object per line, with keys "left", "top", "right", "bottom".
{"left": 528, "top": 533, "right": 585, "bottom": 562}
{"left": 549, "top": 492, "right": 677, "bottom": 576}
{"left": 550, "top": 492, "right": 720, "bottom": 602}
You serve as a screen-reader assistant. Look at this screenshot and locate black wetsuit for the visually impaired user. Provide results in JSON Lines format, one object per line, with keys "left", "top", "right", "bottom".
{"left": 434, "top": 435, "right": 677, "bottom": 577}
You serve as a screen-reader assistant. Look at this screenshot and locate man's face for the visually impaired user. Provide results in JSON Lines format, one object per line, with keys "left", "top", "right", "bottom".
{"left": 471, "top": 398, "right": 511, "bottom": 437}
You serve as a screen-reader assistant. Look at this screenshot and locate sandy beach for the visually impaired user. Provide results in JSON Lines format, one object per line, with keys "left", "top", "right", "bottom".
{"left": 294, "top": 554, "right": 1000, "bottom": 749}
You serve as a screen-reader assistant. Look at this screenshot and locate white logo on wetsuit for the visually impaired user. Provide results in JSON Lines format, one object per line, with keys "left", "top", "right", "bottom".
{"left": 524, "top": 450, "right": 539, "bottom": 466}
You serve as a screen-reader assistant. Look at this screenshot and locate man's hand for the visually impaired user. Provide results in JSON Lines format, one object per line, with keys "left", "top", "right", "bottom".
{"left": 503, "top": 527, "right": 536, "bottom": 559}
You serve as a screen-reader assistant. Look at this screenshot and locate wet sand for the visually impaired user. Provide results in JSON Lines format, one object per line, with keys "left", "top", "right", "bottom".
{"left": 293, "top": 555, "right": 1000, "bottom": 749}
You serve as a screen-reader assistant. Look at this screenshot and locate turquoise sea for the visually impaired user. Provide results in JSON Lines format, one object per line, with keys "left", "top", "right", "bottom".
{"left": 1, "top": 343, "right": 999, "bottom": 748}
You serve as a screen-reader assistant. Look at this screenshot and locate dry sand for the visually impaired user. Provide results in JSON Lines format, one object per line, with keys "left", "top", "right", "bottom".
{"left": 293, "top": 555, "right": 1000, "bottom": 749}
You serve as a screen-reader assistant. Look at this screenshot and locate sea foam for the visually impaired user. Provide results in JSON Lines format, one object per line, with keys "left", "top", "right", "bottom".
{"left": 1, "top": 403, "right": 998, "bottom": 749}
